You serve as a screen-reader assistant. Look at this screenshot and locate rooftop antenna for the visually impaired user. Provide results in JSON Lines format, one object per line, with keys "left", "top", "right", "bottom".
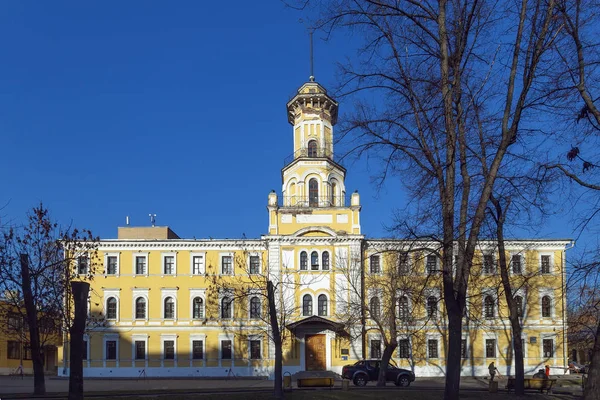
{"left": 309, "top": 29, "right": 315, "bottom": 82}
{"left": 149, "top": 213, "right": 156, "bottom": 227}
{"left": 126, "top": 216, "right": 130, "bottom": 226}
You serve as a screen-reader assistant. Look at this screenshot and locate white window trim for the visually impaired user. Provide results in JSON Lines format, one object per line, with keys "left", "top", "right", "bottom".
{"left": 219, "top": 333, "right": 234, "bottom": 366}
{"left": 219, "top": 252, "right": 235, "bottom": 276}
{"left": 540, "top": 334, "right": 557, "bottom": 361}
{"left": 483, "top": 333, "right": 499, "bottom": 360}
{"left": 161, "top": 252, "right": 177, "bottom": 276}
{"left": 161, "top": 288, "right": 178, "bottom": 320}
{"left": 426, "top": 334, "right": 442, "bottom": 360}
{"left": 539, "top": 252, "right": 555, "bottom": 274}
{"left": 539, "top": 288, "right": 555, "bottom": 319}
{"left": 190, "top": 252, "right": 206, "bottom": 275}
{"left": 103, "top": 334, "right": 119, "bottom": 366}
{"left": 190, "top": 289, "right": 206, "bottom": 320}
{"left": 103, "top": 288, "right": 121, "bottom": 322}
{"left": 132, "top": 334, "right": 148, "bottom": 362}
{"left": 248, "top": 334, "right": 262, "bottom": 360}
{"left": 219, "top": 288, "right": 234, "bottom": 319}
{"left": 161, "top": 334, "right": 177, "bottom": 363}
{"left": 190, "top": 334, "right": 206, "bottom": 365}
{"left": 104, "top": 252, "right": 120, "bottom": 276}
{"left": 509, "top": 252, "right": 524, "bottom": 275}
{"left": 132, "top": 288, "right": 149, "bottom": 321}
{"left": 298, "top": 248, "right": 309, "bottom": 271}
{"left": 132, "top": 252, "right": 149, "bottom": 277}
{"left": 247, "top": 252, "right": 262, "bottom": 275}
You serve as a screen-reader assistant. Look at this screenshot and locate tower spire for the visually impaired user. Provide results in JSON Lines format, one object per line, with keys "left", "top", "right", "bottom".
{"left": 309, "top": 30, "right": 315, "bottom": 82}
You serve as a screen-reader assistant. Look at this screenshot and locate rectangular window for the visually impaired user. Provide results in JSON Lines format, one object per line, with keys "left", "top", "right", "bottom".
{"left": 512, "top": 255, "right": 522, "bottom": 274}
{"left": 164, "top": 256, "right": 175, "bottom": 274}
{"left": 461, "top": 339, "right": 468, "bottom": 358}
{"left": 78, "top": 255, "right": 88, "bottom": 275}
{"left": 426, "top": 255, "right": 437, "bottom": 274}
{"left": 543, "top": 339, "right": 554, "bottom": 358}
{"left": 7, "top": 341, "right": 20, "bottom": 359}
{"left": 23, "top": 344, "right": 32, "bottom": 360}
{"left": 250, "top": 340, "right": 261, "bottom": 359}
{"left": 483, "top": 255, "right": 495, "bottom": 274}
{"left": 428, "top": 339, "right": 438, "bottom": 358}
{"left": 192, "top": 340, "right": 204, "bottom": 360}
{"left": 398, "top": 252, "right": 409, "bottom": 275}
{"left": 222, "top": 256, "right": 233, "bottom": 275}
{"left": 135, "top": 256, "right": 146, "bottom": 275}
{"left": 135, "top": 341, "right": 145, "bottom": 360}
{"left": 192, "top": 255, "right": 204, "bottom": 275}
{"left": 370, "top": 339, "right": 381, "bottom": 359}
{"left": 7, "top": 313, "right": 22, "bottom": 331}
{"left": 83, "top": 340, "right": 88, "bottom": 360}
{"left": 221, "top": 340, "right": 232, "bottom": 360}
{"left": 164, "top": 340, "right": 175, "bottom": 360}
{"left": 107, "top": 256, "right": 118, "bottom": 275}
{"left": 399, "top": 339, "right": 410, "bottom": 359}
{"left": 370, "top": 255, "right": 380, "bottom": 274}
{"left": 541, "top": 255, "right": 551, "bottom": 274}
{"left": 486, "top": 339, "right": 496, "bottom": 358}
{"left": 106, "top": 340, "right": 117, "bottom": 360}
{"left": 249, "top": 256, "right": 260, "bottom": 274}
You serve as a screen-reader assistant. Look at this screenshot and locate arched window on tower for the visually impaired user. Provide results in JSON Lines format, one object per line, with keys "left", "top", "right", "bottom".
{"left": 322, "top": 251, "right": 330, "bottom": 270}
{"left": 308, "top": 140, "right": 318, "bottom": 157}
{"left": 309, "top": 179, "right": 319, "bottom": 207}
{"left": 318, "top": 294, "right": 328, "bottom": 316}
{"left": 300, "top": 251, "right": 308, "bottom": 270}
{"left": 311, "top": 251, "right": 319, "bottom": 270}
{"left": 330, "top": 180, "right": 338, "bottom": 206}
{"left": 303, "top": 295, "right": 313, "bottom": 316}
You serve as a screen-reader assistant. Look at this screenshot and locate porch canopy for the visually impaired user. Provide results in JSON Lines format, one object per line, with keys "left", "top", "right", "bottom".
{"left": 286, "top": 315, "right": 348, "bottom": 336}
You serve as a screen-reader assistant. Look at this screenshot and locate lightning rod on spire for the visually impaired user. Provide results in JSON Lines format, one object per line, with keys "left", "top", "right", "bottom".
{"left": 309, "top": 30, "right": 315, "bottom": 82}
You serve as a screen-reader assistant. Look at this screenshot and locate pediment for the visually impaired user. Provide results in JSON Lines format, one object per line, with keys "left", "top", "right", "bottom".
{"left": 293, "top": 226, "right": 337, "bottom": 238}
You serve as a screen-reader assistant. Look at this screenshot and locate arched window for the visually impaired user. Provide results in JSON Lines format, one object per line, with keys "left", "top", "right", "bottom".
{"left": 164, "top": 297, "right": 175, "bottom": 319}
{"left": 542, "top": 296, "right": 552, "bottom": 318}
{"left": 370, "top": 296, "right": 381, "bottom": 320}
{"left": 135, "top": 297, "right": 146, "bottom": 320}
{"left": 484, "top": 296, "right": 495, "bottom": 319}
{"left": 318, "top": 294, "right": 328, "bottom": 316}
{"left": 330, "top": 180, "right": 338, "bottom": 206}
{"left": 322, "top": 251, "right": 330, "bottom": 270}
{"left": 300, "top": 251, "right": 308, "bottom": 270}
{"left": 308, "top": 140, "right": 318, "bottom": 157}
{"left": 398, "top": 296, "right": 409, "bottom": 321}
{"left": 302, "top": 294, "right": 313, "bottom": 316}
{"left": 193, "top": 297, "right": 204, "bottom": 319}
{"left": 311, "top": 251, "right": 319, "bottom": 270}
{"left": 106, "top": 297, "right": 117, "bottom": 320}
{"left": 427, "top": 296, "right": 437, "bottom": 318}
{"left": 309, "top": 178, "right": 319, "bottom": 207}
{"left": 221, "top": 297, "right": 232, "bottom": 319}
{"left": 250, "top": 296, "right": 261, "bottom": 319}
{"left": 515, "top": 295, "right": 524, "bottom": 318}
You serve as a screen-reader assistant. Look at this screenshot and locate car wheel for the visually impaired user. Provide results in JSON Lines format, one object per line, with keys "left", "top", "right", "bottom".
{"left": 353, "top": 374, "right": 368, "bottom": 387}
{"left": 397, "top": 375, "right": 410, "bottom": 387}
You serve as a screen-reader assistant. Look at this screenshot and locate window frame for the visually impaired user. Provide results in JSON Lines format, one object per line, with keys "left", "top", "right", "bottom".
{"left": 190, "top": 252, "right": 206, "bottom": 275}
{"left": 426, "top": 254, "right": 438, "bottom": 274}
{"left": 104, "top": 338, "right": 118, "bottom": 361}
{"left": 163, "top": 296, "right": 176, "bottom": 320}
{"left": 317, "top": 294, "right": 328, "bottom": 316}
{"left": 483, "top": 254, "right": 495, "bottom": 275}
{"left": 249, "top": 255, "right": 261, "bottom": 275}
{"left": 249, "top": 339, "right": 261, "bottom": 360}
{"left": 193, "top": 296, "right": 205, "bottom": 319}
{"left": 133, "top": 253, "right": 148, "bottom": 276}
{"left": 134, "top": 340, "right": 146, "bottom": 360}
{"left": 398, "top": 296, "right": 409, "bottom": 321}
{"left": 540, "top": 253, "right": 553, "bottom": 274}
{"left": 370, "top": 296, "right": 381, "bottom": 320}
{"left": 427, "top": 339, "right": 439, "bottom": 359}
{"left": 511, "top": 253, "right": 523, "bottom": 275}
{"left": 426, "top": 296, "right": 438, "bottom": 319}
{"left": 192, "top": 339, "right": 204, "bottom": 360}
{"left": 484, "top": 295, "right": 495, "bottom": 319}
{"left": 302, "top": 294, "right": 313, "bottom": 316}
{"left": 163, "top": 339, "right": 176, "bottom": 360}
{"left": 541, "top": 295, "right": 552, "bottom": 318}
{"left": 308, "top": 178, "right": 319, "bottom": 207}
{"left": 321, "top": 251, "right": 330, "bottom": 270}
{"left": 221, "top": 296, "right": 233, "bottom": 319}
{"left": 135, "top": 297, "right": 147, "bottom": 320}
{"left": 370, "top": 338, "right": 382, "bottom": 359}
{"left": 221, "top": 339, "right": 233, "bottom": 360}
{"left": 398, "top": 338, "right": 410, "bottom": 359}
{"left": 485, "top": 338, "right": 497, "bottom": 358}
{"left": 300, "top": 251, "right": 308, "bottom": 271}
{"left": 370, "top": 255, "right": 381, "bottom": 274}
{"left": 249, "top": 296, "right": 261, "bottom": 319}
{"left": 106, "top": 297, "right": 118, "bottom": 320}
{"left": 220, "top": 254, "right": 234, "bottom": 275}
{"left": 162, "top": 253, "right": 177, "bottom": 276}
{"left": 104, "top": 253, "right": 120, "bottom": 276}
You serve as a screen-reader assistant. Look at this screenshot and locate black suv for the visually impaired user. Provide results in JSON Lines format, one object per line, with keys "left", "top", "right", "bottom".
{"left": 341, "top": 359, "right": 415, "bottom": 387}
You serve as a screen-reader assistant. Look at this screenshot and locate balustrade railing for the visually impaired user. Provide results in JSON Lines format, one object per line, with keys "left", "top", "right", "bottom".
{"left": 283, "top": 148, "right": 335, "bottom": 166}
{"left": 281, "top": 196, "right": 346, "bottom": 208}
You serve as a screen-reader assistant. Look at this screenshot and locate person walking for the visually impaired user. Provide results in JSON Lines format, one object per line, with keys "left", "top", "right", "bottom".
{"left": 545, "top": 365, "right": 550, "bottom": 377}
{"left": 489, "top": 362, "right": 499, "bottom": 381}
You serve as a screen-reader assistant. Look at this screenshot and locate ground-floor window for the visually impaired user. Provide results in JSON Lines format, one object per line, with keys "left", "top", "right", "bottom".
{"left": 106, "top": 340, "right": 117, "bottom": 360}
{"left": 461, "top": 339, "right": 468, "bottom": 358}
{"left": 428, "top": 339, "right": 438, "bottom": 359}
{"left": 398, "top": 339, "right": 410, "bottom": 359}
{"left": 221, "top": 340, "right": 232, "bottom": 360}
{"left": 7, "top": 341, "right": 20, "bottom": 359}
{"left": 83, "top": 340, "right": 88, "bottom": 360}
{"left": 543, "top": 339, "right": 554, "bottom": 358}
{"left": 370, "top": 339, "right": 381, "bottom": 359}
{"left": 135, "top": 341, "right": 145, "bottom": 360}
{"left": 163, "top": 340, "right": 175, "bottom": 360}
{"left": 192, "top": 340, "right": 203, "bottom": 360}
{"left": 250, "top": 340, "right": 261, "bottom": 359}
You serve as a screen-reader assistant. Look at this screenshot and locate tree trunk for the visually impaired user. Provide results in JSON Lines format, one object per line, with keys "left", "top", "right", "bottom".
{"left": 444, "top": 313, "right": 463, "bottom": 400}
{"left": 68, "top": 282, "right": 90, "bottom": 400}
{"left": 511, "top": 324, "right": 525, "bottom": 394}
{"left": 20, "top": 254, "right": 46, "bottom": 395}
{"left": 267, "top": 281, "right": 283, "bottom": 399}
{"left": 377, "top": 343, "right": 397, "bottom": 386}
{"left": 583, "top": 319, "right": 600, "bottom": 400}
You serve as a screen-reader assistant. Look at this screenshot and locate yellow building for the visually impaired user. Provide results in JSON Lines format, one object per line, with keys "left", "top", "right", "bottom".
{"left": 59, "top": 77, "right": 571, "bottom": 379}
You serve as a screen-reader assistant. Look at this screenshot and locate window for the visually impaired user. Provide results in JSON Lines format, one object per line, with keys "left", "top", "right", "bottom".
{"left": 370, "top": 296, "right": 381, "bottom": 319}
{"left": 193, "top": 256, "right": 204, "bottom": 275}
{"left": 398, "top": 252, "right": 409, "bottom": 275}
{"left": 192, "top": 340, "right": 203, "bottom": 359}
{"left": 7, "top": 341, "right": 20, "bottom": 359}
{"left": 461, "top": 339, "right": 468, "bottom": 358}
{"left": 322, "top": 251, "right": 330, "bottom": 270}
{"left": 7, "top": 313, "right": 22, "bottom": 331}
{"left": 78, "top": 256, "right": 88, "bottom": 275}
{"left": 164, "top": 340, "right": 175, "bottom": 360}
{"left": 106, "top": 340, "right": 117, "bottom": 360}
{"left": 541, "top": 296, "right": 552, "bottom": 318}
{"left": 399, "top": 339, "right": 410, "bottom": 359}
{"left": 302, "top": 294, "right": 313, "bottom": 316}
{"left": 23, "top": 344, "right": 32, "bottom": 360}
{"left": 82, "top": 339, "right": 88, "bottom": 360}
{"left": 308, "top": 140, "right": 318, "bottom": 157}
{"left": 300, "top": 251, "right": 308, "bottom": 270}
{"left": 370, "top": 255, "right": 380, "bottom": 274}
{"left": 193, "top": 297, "right": 204, "bottom": 319}
{"left": 398, "top": 296, "right": 409, "bottom": 321}
{"left": 370, "top": 339, "right": 382, "bottom": 359}
{"left": 250, "top": 340, "right": 261, "bottom": 359}
{"left": 221, "top": 297, "right": 232, "bottom": 319}
{"left": 318, "top": 294, "right": 327, "bottom": 316}
{"left": 164, "top": 256, "right": 175, "bottom": 274}
{"left": 107, "top": 256, "right": 118, "bottom": 275}
{"left": 135, "top": 256, "right": 146, "bottom": 275}
{"left": 164, "top": 297, "right": 175, "bottom": 319}
{"left": 221, "top": 340, "right": 232, "bottom": 359}
{"left": 135, "top": 297, "right": 146, "bottom": 319}
{"left": 250, "top": 296, "right": 261, "bottom": 319}
{"left": 541, "top": 255, "right": 551, "bottom": 274}
{"left": 427, "top": 296, "right": 437, "bottom": 318}
{"left": 309, "top": 178, "right": 319, "bottom": 207}
{"left": 512, "top": 254, "right": 522, "bottom": 274}
{"left": 249, "top": 256, "right": 260, "bottom": 274}
{"left": 135, "top": 341, "right": 145, "bottom": 360}
{"left": 484, "top": 295, "right": 495, "bottom": 319}
{"left": 311, "top": 251, "right": 319, "bottom": 270}
{"left": 483, "top": 254, "right": 495, "bottom": 274}
{"left": 515, "top": 295, "right": 524, "bottom": 317}
{"left": 426, "top": 255, "right": 437, "bottom": 274}
{"left": 330, "top": 181, "right": 337, "bottom": 205}
{"left": 543, "top": 339, "right": 554, "bottom": 358}
{"left": 106, "top": 297, "right": 117, "bottom": 320}
{"left": 428, "top": 339, "right": 438, "bottom": 358}
{"left": 221, "top": 256, "right": 233, "bottom": 275}
{"left": 486, "top": 339, "right": 496, "bottom": 358}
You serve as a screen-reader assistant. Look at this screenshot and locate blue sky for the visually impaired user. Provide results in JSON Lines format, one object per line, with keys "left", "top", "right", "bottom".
{"left": 0, "top": 1, "right": 577, "bottom": 245}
